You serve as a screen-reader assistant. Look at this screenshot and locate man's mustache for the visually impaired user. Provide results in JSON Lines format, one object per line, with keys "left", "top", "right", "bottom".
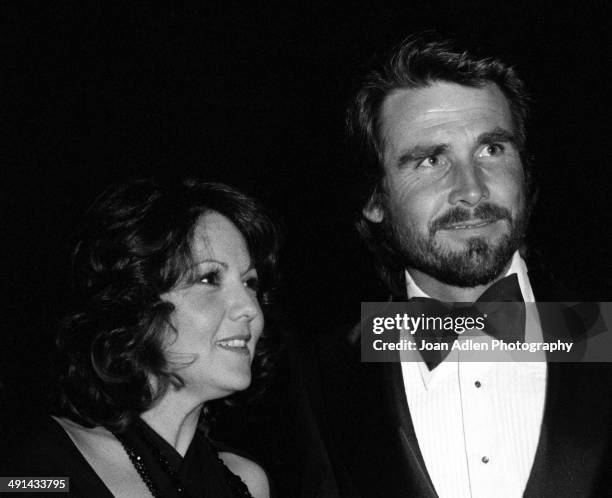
{"left": 429, "top": 203, "right": 512, "bottom": 236}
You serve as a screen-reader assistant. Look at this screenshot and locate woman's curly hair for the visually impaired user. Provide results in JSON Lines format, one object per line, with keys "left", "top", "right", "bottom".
{"left": 54, "top": 178, "right": 281, "bottom": 432}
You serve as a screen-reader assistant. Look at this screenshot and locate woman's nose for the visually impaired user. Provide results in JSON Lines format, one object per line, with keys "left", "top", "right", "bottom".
{"left": 228, "top": 283, "right": 261, "bottom": 322}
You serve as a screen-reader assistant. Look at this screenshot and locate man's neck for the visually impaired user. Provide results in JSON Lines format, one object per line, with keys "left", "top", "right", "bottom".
{"left": 408, "top": 260, "right": 513, "bottom": 302}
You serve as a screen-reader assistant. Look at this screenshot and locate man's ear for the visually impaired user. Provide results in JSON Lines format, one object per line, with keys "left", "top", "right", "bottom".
{"left": 362, "top": 193, "right": 384, "bottom": 223}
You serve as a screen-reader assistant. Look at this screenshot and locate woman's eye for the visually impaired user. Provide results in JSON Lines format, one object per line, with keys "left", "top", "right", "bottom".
{"left": 480, "top": 143, "right": 505, "bottom": 157}
{"left": 244, "top": 277, "right": 260, "bottom": 292}
{"left": 197, "top": 271, "right": 220, "bottom": 286}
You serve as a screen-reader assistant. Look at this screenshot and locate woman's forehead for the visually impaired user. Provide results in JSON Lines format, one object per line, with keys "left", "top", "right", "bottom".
{"left": 190, "top": 212, "right": 252, "bottom": 270}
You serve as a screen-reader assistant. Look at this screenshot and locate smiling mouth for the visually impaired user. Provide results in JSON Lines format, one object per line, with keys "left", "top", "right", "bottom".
{"left": 216, "top": 335, "right": 251, "bottom": 356}
{"left": 441, "top": 219, "right": 498, "bottom": 230}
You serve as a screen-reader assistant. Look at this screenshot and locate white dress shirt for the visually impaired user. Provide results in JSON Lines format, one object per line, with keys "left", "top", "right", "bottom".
{"left": 401, "top": 252, "right": 547, "bottom": 498}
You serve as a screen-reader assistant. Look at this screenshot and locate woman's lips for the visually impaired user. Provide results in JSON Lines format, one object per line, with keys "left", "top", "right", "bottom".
{"left": 215, "top": 335, "right": 251, "bottom": 356}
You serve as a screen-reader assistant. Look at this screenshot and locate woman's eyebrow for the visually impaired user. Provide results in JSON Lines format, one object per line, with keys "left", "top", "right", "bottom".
{"left": 191, "top": 259, "right": 228, "bottom": 269}
{"left": 241, "top": 264, "right": 257, "bottom": 277}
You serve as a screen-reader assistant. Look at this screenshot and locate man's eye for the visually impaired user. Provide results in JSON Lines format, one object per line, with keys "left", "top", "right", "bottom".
{"left": 417, "top": 155, "right": 448, "bottom": 169}
{"left": 479, "top": 143, "right": 505, "bottom": 157}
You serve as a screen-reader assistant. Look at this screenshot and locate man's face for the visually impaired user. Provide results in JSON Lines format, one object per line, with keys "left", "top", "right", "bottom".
{"left": 364, "top": 81, "right": 529, "bottom": 287}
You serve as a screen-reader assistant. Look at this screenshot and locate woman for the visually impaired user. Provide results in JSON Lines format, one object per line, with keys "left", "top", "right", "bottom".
{"left": 11, "top": 178, "right": 280, "bottom": 497}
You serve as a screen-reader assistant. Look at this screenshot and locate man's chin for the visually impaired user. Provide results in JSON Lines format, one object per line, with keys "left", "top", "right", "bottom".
{"left": 422, "top": 261, "right": 508, "bottom": 288}
{"left": 436, "top": 225, "right": 507, "bottom": 249}
{"left": 412, "top": 237, "right": 516, "bottom": 288}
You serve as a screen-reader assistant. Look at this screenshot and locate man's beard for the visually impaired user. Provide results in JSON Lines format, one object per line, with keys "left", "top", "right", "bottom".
{"left": 385, "top": 201, "right": 530, "bottom": 288}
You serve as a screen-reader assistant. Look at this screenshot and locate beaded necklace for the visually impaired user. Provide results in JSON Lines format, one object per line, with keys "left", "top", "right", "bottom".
{"left": 114, "top": 429, "right": 189, "bottom": 498}
{"left": 113, "top": 428, "right": 254, "bottom": 498}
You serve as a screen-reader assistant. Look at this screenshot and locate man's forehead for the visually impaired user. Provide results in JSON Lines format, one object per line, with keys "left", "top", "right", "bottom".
{"left": 380, "top": 81, "right": 513, "bottom": 147}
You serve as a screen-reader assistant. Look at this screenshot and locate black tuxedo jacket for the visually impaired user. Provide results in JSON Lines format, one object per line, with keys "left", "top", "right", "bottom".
{"left": 302, "top": 265, "right": 612, "bottom": 497}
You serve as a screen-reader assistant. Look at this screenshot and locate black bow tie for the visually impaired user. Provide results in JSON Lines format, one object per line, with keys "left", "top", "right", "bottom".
{"left": 409, "top": 274, "right": 526, "bottom": 370}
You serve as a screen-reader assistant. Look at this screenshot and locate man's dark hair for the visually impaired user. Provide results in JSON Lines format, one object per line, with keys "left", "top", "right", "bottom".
{"left": 54, "top": 178, "right": 281, "bottom": 431}
{"left": 346, "top": 32, "right": 534, "bottom": 295}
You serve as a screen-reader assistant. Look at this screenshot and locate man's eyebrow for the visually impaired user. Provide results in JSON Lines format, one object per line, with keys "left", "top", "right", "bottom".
{"left": 396, "top": 144, "right": 449, "bottom": 167}
{"left": 476, "top": 127, "right": 517, "bottom": 145}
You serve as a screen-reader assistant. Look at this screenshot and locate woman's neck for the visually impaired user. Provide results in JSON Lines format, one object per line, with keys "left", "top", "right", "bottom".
{"left": 140, "top": 391, "right": 204, "bottom": 457}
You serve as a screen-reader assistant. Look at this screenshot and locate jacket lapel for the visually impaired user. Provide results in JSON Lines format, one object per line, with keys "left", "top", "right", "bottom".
{"left": 338, "top": 360, "right": 437, "bottom": 497}
{"left": 382, "top": 363, "right": 438, "bottom": 497}
{"left": 523, "top": 363, "right": 612, "bottom": 497}
{"left": 317, "top": 332, "right": 420, "bottom": 497}
{"left": 523, "top": 267, "right": 612, "bottom": 496}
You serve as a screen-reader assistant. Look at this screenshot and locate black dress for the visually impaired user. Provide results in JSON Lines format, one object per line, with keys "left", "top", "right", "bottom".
{"left": 3, "top": 415, "right": 256, "bottom": 497}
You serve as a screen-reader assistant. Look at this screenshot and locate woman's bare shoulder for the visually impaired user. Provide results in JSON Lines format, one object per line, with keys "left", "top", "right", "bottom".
{"left": 52, "top": 416, "right": 118, "bottom": 454}
{"left": 51, "top": 416, "right": 148, "bottom": 497}
{"left": 52, "top": 416, "right": 113, "bottom": 440}
{"left": 218, "top": 451, "right": 270, "bottom": 498}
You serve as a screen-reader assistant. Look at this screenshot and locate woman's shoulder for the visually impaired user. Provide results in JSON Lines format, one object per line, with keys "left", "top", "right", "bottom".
{"left": 51, "top": 416, "right": 116, "bottom": 450}
{"left": 51, "top": 417, "right": 149, "bottom": 497}
{"left": 218, "top": 450, "right": 270, "bottom": 498}
{"left": 206, "top": 437, "right": 271, "bottom": 498}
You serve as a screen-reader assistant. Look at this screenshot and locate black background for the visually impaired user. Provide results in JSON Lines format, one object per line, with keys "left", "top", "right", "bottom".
{"left": 2, "top": 0, "right": 610, "bottom": 432}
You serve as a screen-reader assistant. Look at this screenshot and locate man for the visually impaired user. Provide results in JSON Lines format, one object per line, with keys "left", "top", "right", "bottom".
{"left": 312, "top": 34, "right": 612, "bottom": 497}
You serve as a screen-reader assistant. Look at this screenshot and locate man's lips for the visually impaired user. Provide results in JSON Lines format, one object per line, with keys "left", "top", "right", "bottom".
{"left": 439, "top": 219, "right": 500, "bottom": 230}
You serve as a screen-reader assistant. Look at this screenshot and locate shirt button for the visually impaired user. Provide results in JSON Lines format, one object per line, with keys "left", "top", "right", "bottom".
{"left": 475, "top": 381, "right": 482, "bottom": 388}
{"left": 482, "top": 456, "right": 489, "bottom": 463}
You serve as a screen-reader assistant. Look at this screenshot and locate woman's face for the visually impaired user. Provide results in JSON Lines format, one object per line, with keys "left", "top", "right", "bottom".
{"left": 161, "top": 211, "right": 264, "bottom": 403}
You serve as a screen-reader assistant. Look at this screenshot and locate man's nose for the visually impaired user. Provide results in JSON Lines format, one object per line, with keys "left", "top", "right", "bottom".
{"left": 228, "top": 283, "right": 261, "bottom": 322}
{"left": 447, "top": 161, "right": 489, "bottom": 207}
